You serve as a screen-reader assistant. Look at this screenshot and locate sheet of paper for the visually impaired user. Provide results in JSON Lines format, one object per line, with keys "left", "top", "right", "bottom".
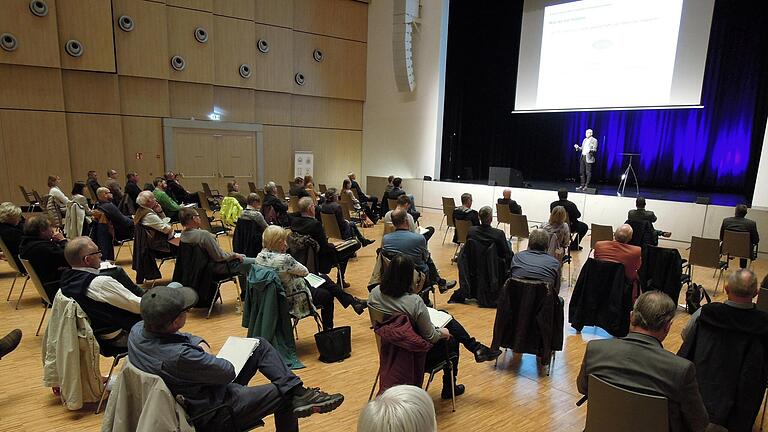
{"left": 99, "top": 261, "right": 116, "bottom": 270}
{"left": 427, "top": 307, "right": 453, "bottom": 328}
{"left": 417, "top": 226, "right": 429, "bottom": 235}
{"left": 304, "top": 273, "right": 326, "bottom": 289}
{"left": 217, "top": 336, "right": 260, "bottom": 377}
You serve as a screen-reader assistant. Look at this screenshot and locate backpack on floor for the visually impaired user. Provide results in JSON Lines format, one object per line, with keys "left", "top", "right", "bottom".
{"left": 685, "top": 283, "right": 711, "bottom": 314}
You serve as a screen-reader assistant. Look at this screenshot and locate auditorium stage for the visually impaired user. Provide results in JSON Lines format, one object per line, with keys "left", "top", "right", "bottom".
{"left": 366, "top": 176, "right": 767, "bottom": 255}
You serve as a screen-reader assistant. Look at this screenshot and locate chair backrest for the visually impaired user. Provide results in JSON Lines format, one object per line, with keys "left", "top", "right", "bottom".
{"left": 496, "top": 203, "right": 513, "bottom": 224}
{"left": 195, "top": 207, "right": 215, "bottom": 232}
{"left": 20, "top": 258, "right": 52, "bottom": 305}
{"left": 320, "top": 212, "right": 344, "bottom": 241}
{"left": 339, "top": 200, "right": 355, "bottom": 221}
{"left": 585, "top": 374, "right": 668, "bottom": 432}
{"left": 318, "top": 183, "right": 327, "bottom": 193}
{"left": 454, "top": 219, "right": 471, "bottom": 244}
{"left": 508, "top": 214, "right": 530, "bottom": 239}
{"left": 0, "top": 237, "right": 23, "bottom": 274}
{"left": 201, "top": 182, "right": 215, "bottom": 199}
{"left": 590, "top": 224, "right": 613, "bottom": 249}
{"left": 197, "top": 191, "right": 213, "bottom": 213}
{"left": 287, "top": 195, "right": 299, "bottom": 214}
{"left": 722, "top": 230, "right": 752, "bottom": 259}
{"left": 688, "top": 236, "right": 721, "bottom": 268}
{"left": 387, "top": 198, "right": 398, "bottom": 212}
{"left": 287, "top": 232, "right": 319, "bottom": 273}
{"left": 248, "top": 181, "right": 257, "bottom": 193}
{"left": 276, "top": 185, "right": 286, "bottom": 200}
{"left": 33, "top": 190, "right": 45, "bottom": 205}
{"left": 441, "top": 197, "right": 456, "bottom": 228}
{"left": 625, "top": 219, "right": 654, "bottom": 247}
{"left": 757, "top": 288, "right": 768, "bottom": 314}
{"left": 368, "top": 306, "right": 390, "bottom": 353}
{"left": 255, "top": 189, "right": 265, "bottom": 200}
{"left": 19, "top": 185, "right": 36, "bottom": 204}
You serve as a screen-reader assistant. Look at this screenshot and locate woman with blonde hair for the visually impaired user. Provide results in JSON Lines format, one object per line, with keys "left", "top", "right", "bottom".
{"left": 357, "top": 385, "right": 437, "bottom": 432}
{"left": 255, "top": 225, "right": 366, "bottom": 329}
{"left": 543, "top": 205, "right": 570, "bottom": 262}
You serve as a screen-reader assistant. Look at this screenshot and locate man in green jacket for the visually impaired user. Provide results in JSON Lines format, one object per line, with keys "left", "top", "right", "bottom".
{"left": 153, "top": 177, "right": 181, "bottom": 221}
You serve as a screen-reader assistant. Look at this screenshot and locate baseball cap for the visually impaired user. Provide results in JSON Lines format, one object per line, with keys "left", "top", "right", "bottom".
{"left": 140, "top": 285, "right": 198, "bottom": 329}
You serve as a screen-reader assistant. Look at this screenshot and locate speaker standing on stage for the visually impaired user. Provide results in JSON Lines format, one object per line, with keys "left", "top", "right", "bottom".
{"left": 574, "top": 129, "right": 598, "bottom": 191}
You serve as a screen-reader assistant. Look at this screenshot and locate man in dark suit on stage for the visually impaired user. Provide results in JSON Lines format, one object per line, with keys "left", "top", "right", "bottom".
{"left": 628, "top": 197, "right": 672, "bottom": 239}
{"left": 550, "top": 188, "right": 587, "bottom": 250}
{"left": 720, "top": 204, "right": 759, "bottom": 268}
{"left": 577, "top": 291, "right": 711, "bottom": 432}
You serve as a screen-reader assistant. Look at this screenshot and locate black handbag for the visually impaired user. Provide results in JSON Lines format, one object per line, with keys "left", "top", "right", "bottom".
{"left": 314, "top": 326, "right": 351, "bottom": 363}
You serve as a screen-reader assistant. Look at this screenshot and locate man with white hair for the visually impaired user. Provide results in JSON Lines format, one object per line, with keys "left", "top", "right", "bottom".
{"left": 593, "top": 224, "right": 642, "bottom": 292}
{"left": 95, "top": 187, "right": 134, "bottom": 240}
{"left": 573, "top": 128, "right": 598, "bottom": 190}
{"left": 357, "top": 385, "right": 436, "bottom": 432}
{"left": 134, "top": 190, "right": 173, "bottom": 237}
{"left": 106, "top": 169, "right": 123, "bottom": 205}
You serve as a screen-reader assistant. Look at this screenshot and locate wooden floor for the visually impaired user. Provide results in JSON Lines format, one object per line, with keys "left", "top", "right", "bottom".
{"left": 0, "top": 210, "right": 765, "bottom": 432}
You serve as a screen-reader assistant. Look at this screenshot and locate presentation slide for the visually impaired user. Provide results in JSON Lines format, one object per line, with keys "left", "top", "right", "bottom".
{"left": 515, "top": 0, "right": 715, "bottom": 112}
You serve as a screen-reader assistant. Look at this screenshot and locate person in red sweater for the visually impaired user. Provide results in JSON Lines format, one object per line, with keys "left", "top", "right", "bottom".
{"left": 594, "top": 224, "right": 642, "bottom": 297}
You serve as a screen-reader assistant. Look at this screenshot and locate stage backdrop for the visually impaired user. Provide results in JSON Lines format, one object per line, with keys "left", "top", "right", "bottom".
{"left": 440, "top": 0, "right": 768, "bottom": 199}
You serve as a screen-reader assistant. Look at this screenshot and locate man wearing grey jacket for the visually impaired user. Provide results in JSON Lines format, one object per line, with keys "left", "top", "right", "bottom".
{"left": 574, "top": 129, "right": 598, "bottom": 190}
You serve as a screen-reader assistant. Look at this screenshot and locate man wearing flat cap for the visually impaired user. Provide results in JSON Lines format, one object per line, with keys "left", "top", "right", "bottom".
{"left": 128, "top": 285, "right": 344, "bottom": 431}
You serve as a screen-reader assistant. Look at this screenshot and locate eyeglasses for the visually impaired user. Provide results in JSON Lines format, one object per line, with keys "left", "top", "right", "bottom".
{"left": 82, "top": 250, "right": 102, "bottom": 260}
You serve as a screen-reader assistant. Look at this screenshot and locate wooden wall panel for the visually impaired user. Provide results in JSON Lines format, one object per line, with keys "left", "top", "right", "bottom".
{"left": 292, "top": 127, "right": 362, "bottom": 187}
{"left": 66, "top": 113, "right": 124, "bottom": 182}
{"left": 294, "top": 0, "right": 367, "bottom": 42}
{"left": 62, "top": 70, "right": 120, "bottom": 114}
{"left": 291, "top": 95, "right": 362, "bottom": 130}
{"left": 254, "top": 0, "right": 293, "bottom": 28}
{"left": 122, "top": 116, "right": 165, "bottom": 182}
{"left": 167, "top": 6, "right": 214, "bottom": 84}
{"left": 118, "top": 76, "right": 170, "bottom": 117}
{"left": 213, "top": 0, "right": 254, "bottom": 20}
{"left": 167, "top": 0, "right": 212, "bottom": 12}
{"left": 169, "top": 81, "right": 214, "bottom": 119}
{"left": 213, "top": 86, "right": 255, "bottom": 123}
{"left": 56, "top": 0, "right": 116, "bottom": 72}
{"left": 262, "top": 126, "right": 293, "bottom": 186}
{"left": 254, "top": 90, "right": 291, "bottom": 126}
{"left": 0, "top": 115, "right": 10, "bottom": 202}
{"left": 112, "top": 0, "right": 169, "bottom": 79}
{"left": 0, "top": 110, "right": 72, "bottom": 195}
{"left": 253, "top": 24, "right": 293, "bottom": 93}
{"left": 0, "top": 64, "right": 64, "bottom": 111}
{"left": 0, "top": 0, "right": 61, "bottom": 68}
{"left": 293, "top": 32, "right": 366, "bottom": 100}
{"left": 213, "top": 16, "right": 255, "bottom": 88}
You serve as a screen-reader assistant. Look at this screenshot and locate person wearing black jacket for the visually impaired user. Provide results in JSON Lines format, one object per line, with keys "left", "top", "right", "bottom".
{"left": 19, "top": 216, "right": 69, "bottom": 301}
{"left": 291, "top": 197, "right": 360, "bottom": 287}
{"left": 0, "top": 202, "right": 24, "bottom": 270}
{"left": 497, "top": 189, "right": 523, "bottom": 215}
{"left": 289, "top": 177, "right": 310, "bottom": 199}
{"left": 319, "top": 189, "right": 374, "bottom": 246}
{"left": 452, "top": 193, "right": 480, "bottom": 244}
{"left": 550, "top": 188, "right": 588, "bottom": 250}
{"left": 124, "top": 172, "right": 142, "bottom": 205}
{"left": 95, "top": 187, "right": 134, "bottom": 241}
{"left": 263, "top": 182, "right": 291, "bottom": 226}
{"left": 164, "top": 171, "right": 200, "bottom": 205}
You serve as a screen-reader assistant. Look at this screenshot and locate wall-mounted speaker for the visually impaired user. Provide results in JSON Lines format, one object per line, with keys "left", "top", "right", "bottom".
{"left": 257, "top": 39, "right": 269, "bottom": 53}
{"left": 313, "top": 49, "right": 323, "bottom": 62}
{"left": 29, "top": 0, "right": 49, "bottom": 17}
{"left": 295, "top": 72, "right": 305, "bottom": 86}
{"left": 64, "top": 39, "right": 83, "bottom": 57}
{"left": 194, "top": 27, "right": 208, "bottom": 43}
{"left": 118, "top": 15, "right": 134, "bottom": 32}
{"left": 170, "top": 55, "right": 186, "bottom": 71}
{"left": 1, "top": 33, "right": 18, "bottom": 52}
{"left": 393, "top": 0, "right": 419, "bottom": 92}
{"left": 239, "top": 64, "right": 252, "bottom": 79}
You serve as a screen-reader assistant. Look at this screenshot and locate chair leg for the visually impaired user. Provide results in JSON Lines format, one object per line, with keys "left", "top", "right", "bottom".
{"left": 7, "top": 273, "right": 19, "bottom": 301}
{"left": 292, "top": 318, "right": 300, "bottom": 340}
{"left": 432, "top": 288, "right": 437, "bottom": 310}
{"left": 439, "top": 215, "right": 445, "bottom": 231}
{"left": 448, "top": 360, "right": 456, "bottom": 412}
{"left": 442, "top": 227, "right": 450, "bottom": 245}
{"left": 424, "top": 371, "right": 436, "bottom": 391}
{"left": 368, "top": 370, "right": 380, "bottom": 401}
{"left": 115, "top": 243, "right": 123, "bottom": 260}
{"left": 207, "top": 284, "right": 223, "bottom": 319}
{"left": 95, "top": 355, "right": 123, "bottom": 414}
{"left": 15, "top": 278, "right": 29, "bottom": 310}
{"left": 715, "top": 269, "right": 724, "bottom": 293}
{"left": 35, "top": 304, "right": 48, "bottom": 336}
{"left": 548, "top": 351, "right": 556, "bottom": 377}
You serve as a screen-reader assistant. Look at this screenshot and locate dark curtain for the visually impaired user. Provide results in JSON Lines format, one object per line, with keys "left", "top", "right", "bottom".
{"left": 440, "top": 0, "right": 768, "bottom": 199}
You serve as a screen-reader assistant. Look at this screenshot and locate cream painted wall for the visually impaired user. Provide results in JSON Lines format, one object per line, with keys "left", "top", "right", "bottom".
{"left": 753, "top": 116, "right": 768, "bottom": 210}
{"left": 362, "top": 0, "right": 449, "bottom": 187}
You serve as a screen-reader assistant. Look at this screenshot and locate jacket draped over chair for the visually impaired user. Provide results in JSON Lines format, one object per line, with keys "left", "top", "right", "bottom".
{"left": 569, "top": 258, "right": 633, "bottom": 337}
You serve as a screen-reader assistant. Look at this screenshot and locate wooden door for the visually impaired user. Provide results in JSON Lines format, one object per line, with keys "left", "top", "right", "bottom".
{"left": 216, "top": 133, "right": 256, "bottom": 193}
{"left": 173, "top": 129, "right": 218, "bottom": 193}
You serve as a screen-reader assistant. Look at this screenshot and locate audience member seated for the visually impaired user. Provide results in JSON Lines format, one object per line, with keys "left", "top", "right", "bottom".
{"left": 0, "top": 202, "right": 25, "bottom": 270}
{"left": 128, "top": 285, "right": 345, "bottom": 432}
{"left": 19, "top": 215, "right": 69, "bottom": 301}
{"left": 289, "top": 177, "right": 310, "bottom": 200}
{"left": 152, "top": 177, "right": 181, "bottom": 222}
{"left": 509, "top": 229, "right": 561, "bottom": 293}
{"left": 291, "top": 197, "right": 360, "bottom": 288}
{"left": 452, "top": 193, "right": 479, "bottom": 244}
{"left": 469, "top": 206, "right": 513, "bottom": 265}
{"left": 303, "top": 175, "right": 321, "bottom": 203}
{"left": 386, "top": 178, "right": 420, "bottom": 221}
{"left": 233, "top": 193, "right": 267, "bottom": 258}
{"left": 65, "top": 181, "right": 93, "bottom": 239}
{"left": 263, "top": 182, "right": 291, "bottom": 226}
{"left": 47, "top": 175, "right": 69, "bottom": 228}
{"left": 256, "top": 225, "right": 367, "bottom": 329}
{"left": 577, "top": 291, "right": 710, "bottom": 432}
{"left": 95, "top": 187, "right": 134, "bottom": 241}
{"left": 550, "top": 188, "right": 588, "bottom": 250}
{"left": 357, "top": 385, "right": 436, "bottom": 432}
{"left": 227, "top": 181, "right": 248, "bottom": 208}
{"left": 60, "top": 237, "right": 143, "bottom": 348}
{"left": 720, "top": 204, "right": 759, "bottom": 268}
{"left": 86, "top": 170, "right": 101, "bottom": 198}
{"left": 679, "top": 269, "right": 768, "bottom": 431}
{"left": 179, "top": 207, "right": 254, "bottom": 284}
{"left": 498, "top": 189, "right": 523, "bottom": 215}
{"left": 347, "top": 172, "right": 380, "bottom": 214}
{"left": 628, "top": 197, "right": 672, "bottom": 240}
{"left": 133, "top": 191, "right": 176, "bottom": 283}
{"left": 368, "top": 255, "right": 501, "bottom": 400}
{"left": 542, "top": 206, "right": 570, "bottom": 262}
{"left": 164, "top": 171, "right": 199, "bottom": 205}
{"left": 321, "top": 189, "right": 375, "bottom": 247}
{"left": 341, "top": 179, "right": 377, "bottom": 225}
{"left": 383, "top": 195, "right": 434, "bottom": 242}
{"left": 124, "top": 172, "right": 142, "bottom": 207}
{"left": 384, "top": 210, "right": 456, "bottom": 297}
{"left": 105, "top": 169, "right": 123, "bottom": 206}
{"left": 593, "top": 224, "right": 642, "bottom": 296}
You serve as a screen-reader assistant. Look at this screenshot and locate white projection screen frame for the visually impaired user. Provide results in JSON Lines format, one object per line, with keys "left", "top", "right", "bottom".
{"left": 515, "top": 0, "right": 715, "bottom": 112}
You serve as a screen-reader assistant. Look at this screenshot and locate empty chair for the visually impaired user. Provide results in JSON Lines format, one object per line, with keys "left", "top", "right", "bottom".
{"left": 496, "top": 203, "right": 513, "bottom": 236}
{"left": 509, "top": 214, "right": 532, "bottom": 252}
{"left": 453, "top": 219, "right": 472, "bottom": 258}
{"left": 320, "top": 212, "right": 344, "bottom": 242}
{"left": 19, "top": 185, "right": 40, "bottom": 213}
{"left": 589, "top": 224, "right": 614, "bottom": 250}
{"left": 441, "top": 197, "right": 457, "bottom": 244}
{"left": 584, "top": 374, "right": 668, "bottom": 432}
{"left": 687, "top": 236, "right": 727, "bottom": 292}
{"left": 722, "top": 230, "right": 755, "bottom": 269}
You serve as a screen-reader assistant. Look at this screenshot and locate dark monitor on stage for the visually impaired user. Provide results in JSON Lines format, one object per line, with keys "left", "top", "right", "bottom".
{"left": 489, "top": 167, "right": 524, "bottom": 188}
